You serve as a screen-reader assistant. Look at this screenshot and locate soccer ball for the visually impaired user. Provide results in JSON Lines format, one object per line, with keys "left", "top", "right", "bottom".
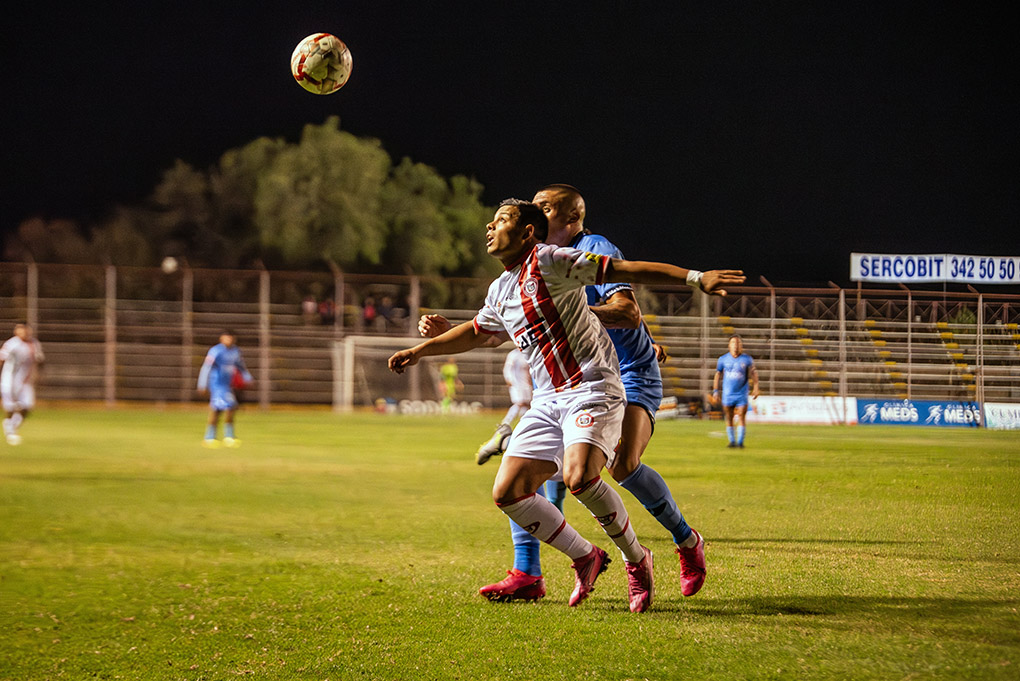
{"left": 290, "top": 33, "right": 353, "bottom": 95}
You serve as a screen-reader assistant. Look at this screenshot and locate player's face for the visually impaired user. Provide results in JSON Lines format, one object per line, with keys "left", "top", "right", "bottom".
{"left": 221, "top": 334, "right": 235, "bottom": 347}
{"left": 13, "top": 325, "right": 28, "bottom": 340}
{"left": 729, "top": 337, "right": 742, "bottom": 356}
{"left": 532, "top": 189, "right": 571, "bottom": 233}
{"left": 486, "top": 206, "right": 529, "bottom": 260}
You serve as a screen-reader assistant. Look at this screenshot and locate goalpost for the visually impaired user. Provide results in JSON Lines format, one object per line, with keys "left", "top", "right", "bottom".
{"left": 332, "top": 335, "right": 511, "bottom": 413}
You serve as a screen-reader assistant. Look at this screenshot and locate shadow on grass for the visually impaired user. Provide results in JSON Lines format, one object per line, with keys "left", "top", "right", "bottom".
{"left": 710, "top": 537, "right": 921, "bottom": 546}
{"left": 651, "top": 594, "right": 1020, "bottom": 645}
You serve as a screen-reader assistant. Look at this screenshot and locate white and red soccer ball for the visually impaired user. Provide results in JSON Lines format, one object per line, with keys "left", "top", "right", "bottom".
{"left": 290, "top": 33, "right": 353, "bottom": 95}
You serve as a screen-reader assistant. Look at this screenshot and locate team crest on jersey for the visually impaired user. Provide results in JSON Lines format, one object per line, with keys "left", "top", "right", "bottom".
{"left": 575, "top": 412, "right": 595, "bottom": 428}
{"left": 522, "top": 277, "right": 539, "bottom": 296}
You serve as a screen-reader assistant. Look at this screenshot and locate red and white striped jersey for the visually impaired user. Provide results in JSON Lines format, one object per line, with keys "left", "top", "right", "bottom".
{"left": 474, "top": 244, "right": 624, "bottom": 400}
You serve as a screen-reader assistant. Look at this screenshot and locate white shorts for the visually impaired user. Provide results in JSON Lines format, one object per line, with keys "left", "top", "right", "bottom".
{"left": 2, "top": 383, "right": 35, "bottom": 413}
{"left": 504, "top": 386, "right": 625, "bottom": 478}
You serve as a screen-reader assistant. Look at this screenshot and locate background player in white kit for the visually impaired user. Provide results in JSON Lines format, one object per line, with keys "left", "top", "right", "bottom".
{"left": 389, "top": 199, "right": 743, "bottom": 611}
{"left": 475, "top": 348, "right": 532, "bottom": 465}
{"left": 1, "top": 323, "right": 45, "bottom": 446}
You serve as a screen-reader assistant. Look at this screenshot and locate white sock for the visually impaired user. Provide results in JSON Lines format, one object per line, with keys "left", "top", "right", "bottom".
{"left": 678, "top": 531, "right": 699, "bottom": 548}
{"left": 1, "top": 418, "right": 10, "bottom": 435}
{"left": 499, "top": 493, "right": 592, "bottom": 560}
{"left": 11, "top": 413, "right": 24, "bottom": 430}
{"left": 573, "top": 478, "right": 645, "bottom": 563}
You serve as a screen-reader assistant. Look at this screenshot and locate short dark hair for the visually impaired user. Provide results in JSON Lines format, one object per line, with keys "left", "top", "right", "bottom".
{"left": 540, "top": 183, "right": 582, "bottom": 196}
{"left": 499, "top": 198, "right": 549, "bottom": 242}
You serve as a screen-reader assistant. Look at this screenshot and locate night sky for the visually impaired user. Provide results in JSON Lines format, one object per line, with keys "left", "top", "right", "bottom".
{"left": 5, "top": 2, "right": 1017, "bottom": 286}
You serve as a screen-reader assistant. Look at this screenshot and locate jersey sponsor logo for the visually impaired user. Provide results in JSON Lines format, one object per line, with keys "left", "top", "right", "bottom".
{"left": 513, "top": 321, "right": 548, "bottom": 351}
{"left": 575, "top": 412, "right": 594, "bottom": 428}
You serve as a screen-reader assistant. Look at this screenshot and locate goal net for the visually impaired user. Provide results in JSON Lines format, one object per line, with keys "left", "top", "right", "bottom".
{"left": 332, "top": 335, "right": 514, "bottom": 414}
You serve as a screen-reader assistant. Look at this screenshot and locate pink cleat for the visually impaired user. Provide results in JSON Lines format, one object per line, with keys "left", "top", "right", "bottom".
{"left": 625, "top": 545, "right": 654, "bottom": 613}
{"left": 568, "top": 546, "right": 611, "bottom": 607}
{"left": 479, "top": 569, "right": 546, "bottom": 602}
{"left": 675, "top": 529, "right": 707, "bottom": 597}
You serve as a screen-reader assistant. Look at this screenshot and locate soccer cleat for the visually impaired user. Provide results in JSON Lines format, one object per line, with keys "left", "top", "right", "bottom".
{"left": 222, "top": 437, "right": 242, "bottom": 448}
{"left": 727, "top": 442, "right": 737, "bottom": 448}
{"left": 478, "top": 568, "right": 546, "bottom": 602}
{"left": 625, "top": 545, "right": 654, "bottom": 613}
{"left": 202, "top": 438, "right": 221, "bottom": 449}
{"left": 568, "top": 546, "right": 610, "bottom": 607}
{"left": 6, "top": 433, "right": 23, "bottom": 446}
{"left": 675, "top": 529, "right": 707, "bottom": 597}
{"left": 475, "top": 423, "right": 512, "bottom": 465}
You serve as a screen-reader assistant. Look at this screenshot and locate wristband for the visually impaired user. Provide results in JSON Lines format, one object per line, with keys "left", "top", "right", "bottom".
{"left": 686, "top": 269, "right": 704, "bottom": 289}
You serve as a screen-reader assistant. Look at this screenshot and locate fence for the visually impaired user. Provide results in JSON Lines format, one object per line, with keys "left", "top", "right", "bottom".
{"left": 1, "top": 262, "right": 1018, "bottom": 410}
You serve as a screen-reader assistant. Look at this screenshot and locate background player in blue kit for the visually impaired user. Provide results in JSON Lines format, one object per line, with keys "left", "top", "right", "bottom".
{"left": 713, "top": 334, "right": 759, "bottom": 448}
{"left": 197, "top": 330, "right": 252, "bottom": 448}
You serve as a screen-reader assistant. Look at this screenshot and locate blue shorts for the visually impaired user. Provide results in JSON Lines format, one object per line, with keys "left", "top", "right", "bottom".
{"left": 622, "top": 365, "right": 663, "bottom": 423}
{"left": 722, "top": 392, "right": 749, "bottom": 408}
{"left": 210, "top": 389, "right": 239, "bottom": 411}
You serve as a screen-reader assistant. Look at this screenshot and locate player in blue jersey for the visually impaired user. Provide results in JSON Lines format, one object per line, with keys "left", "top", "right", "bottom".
{"left": 419, "top": 184, "right": 714, "bottom": 601}
{"left": 713, "top": 334, "right": 759, "bottom": 448}
{"left": 197, "top": 330, "right": 252, "bottom": 448}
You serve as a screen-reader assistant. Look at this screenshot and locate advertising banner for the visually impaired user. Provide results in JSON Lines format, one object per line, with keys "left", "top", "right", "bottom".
{"left": 856, "top": 399, "right": 981, "bottom": 427}
{"left": 850, "top": 253, "right": 1020, "bottom": 284}
{"left": 746, "top": 396, "right": 858, "bottom": 425}
{"left": 984, "top": 402, "right": 1020, "bottom": 430}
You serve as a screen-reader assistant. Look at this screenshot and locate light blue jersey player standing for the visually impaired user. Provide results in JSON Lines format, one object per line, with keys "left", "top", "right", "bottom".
{"left": 713, "top": 334, "right": 759, "bottom": 448}
{"left": 197, "top": 330, "right": 252, "bottom": 448}
{"left": 452, "top": 185, "right": 711, "bottom": 602}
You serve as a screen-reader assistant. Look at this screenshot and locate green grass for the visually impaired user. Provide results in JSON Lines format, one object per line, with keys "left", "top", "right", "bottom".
{"left": 1, "top": 407, "right": 1018, "bottom": 680}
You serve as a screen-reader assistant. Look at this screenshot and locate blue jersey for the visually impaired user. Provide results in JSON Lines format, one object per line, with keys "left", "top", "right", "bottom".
{"left": 716, "top": 352, "right": 754, "bottom": 401}
{"left": 197, "top": 343, "right": 251, "bottom": 394}
{"left": 571, "top": 231, "right": 662, "bottom": 414}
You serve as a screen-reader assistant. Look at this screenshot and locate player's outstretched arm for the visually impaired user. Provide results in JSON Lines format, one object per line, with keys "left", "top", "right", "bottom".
{"left": 419, "top": 314, "right": 509, "bottom": 347}
{"left": 389, "top": 320, "right": 489, "bottom": 374}
{"left": 607, "top": 260, "right": 745, "bottom": 296}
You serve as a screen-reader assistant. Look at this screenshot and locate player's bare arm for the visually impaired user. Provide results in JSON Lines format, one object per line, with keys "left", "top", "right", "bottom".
{"left": 712, "top": 370, "right": 722, "bottom": 404}
{"left": 389, "top": 320, "right": 489, "bottom": 374}
{"left": 589, "top": 290, "right": 641, "bottom": 329}
{"left": 419, "top": 313, "right": 509, "bottom": 347}
{"left": 606, "top": 260, "right": 745, "bottom": 296}
{"left": 750, "top": 364, "right": 761, "bottom": 398}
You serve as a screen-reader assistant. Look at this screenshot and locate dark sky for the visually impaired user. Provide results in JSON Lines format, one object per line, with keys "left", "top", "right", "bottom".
{"left": 5, "top": 2, "right": 1017, "bottom": 285}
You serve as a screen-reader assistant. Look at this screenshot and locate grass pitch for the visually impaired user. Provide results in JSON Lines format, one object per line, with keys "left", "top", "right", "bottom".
{"left": 1, "top": 407, "right": 1018, "bottom": 680}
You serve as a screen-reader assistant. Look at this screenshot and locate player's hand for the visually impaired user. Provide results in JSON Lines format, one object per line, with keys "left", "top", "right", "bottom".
{"left": 388, "top": 349, "right": 420, "bottom": 374}
{"left": 652, "top": 343, "right": 668, "bottom": 363}
{"left": 198, "top": 389, "right": 209, "bottom": 398}
{"left": 418, "top": 314, "right": 452, "bottom": 338}
{"left": 701, "top": 270, "right": 745, "bottom": 296}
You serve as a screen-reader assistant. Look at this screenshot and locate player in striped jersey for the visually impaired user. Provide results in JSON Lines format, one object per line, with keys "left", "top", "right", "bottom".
{"left": 389, "top": 199, "right": 743, "bottom": 611}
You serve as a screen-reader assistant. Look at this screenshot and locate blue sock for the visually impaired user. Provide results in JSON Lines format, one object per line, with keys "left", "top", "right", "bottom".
{"left": 726, "top": 426, "right": 735, "bottom": 444}
{"left": 542, "top": 480, "right": 566, "bottom": 513}
{"left": 205, "top": 424, "right": 217, "bottom": 440}
{"left": 225, "top": 423, "right": 235, "bottom": 439}
{"left": 510, "top": 519, "right": 542, "bottom": 576}
{"left": 619, "top": 463, "right": 692, "bottom": 545}
{"left": 736, "top": 426, "right": 745, "bottom": 445}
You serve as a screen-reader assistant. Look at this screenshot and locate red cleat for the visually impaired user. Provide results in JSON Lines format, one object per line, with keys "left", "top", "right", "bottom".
{"left": 676, "top": 529, "right": 707, "bottom": 597}
{"left": 625, "top": 545, "right": 654, "bottom": 613}
{"left": 479, "top": 569, "right": 546, "bottom": 602}
{"left": 568, "top": 546, "right": 611, "bottom": 607}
